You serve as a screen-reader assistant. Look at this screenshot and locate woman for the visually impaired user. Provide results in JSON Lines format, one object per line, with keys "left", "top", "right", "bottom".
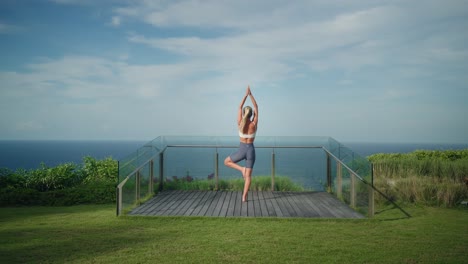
{"left": 224, "top": 86, "right": 258, "bottom": 202}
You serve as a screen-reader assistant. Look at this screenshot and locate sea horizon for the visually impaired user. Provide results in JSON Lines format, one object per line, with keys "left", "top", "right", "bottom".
{"left": 1, "top": 139, "right": 467, "bottom": 171}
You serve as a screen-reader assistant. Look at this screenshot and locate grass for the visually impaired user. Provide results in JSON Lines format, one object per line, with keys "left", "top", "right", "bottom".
{"left": 1, "top": 204, "right": 467, "bottom": 263}
{"left": 164, "top": 175, "right": 304, "bottom": 192}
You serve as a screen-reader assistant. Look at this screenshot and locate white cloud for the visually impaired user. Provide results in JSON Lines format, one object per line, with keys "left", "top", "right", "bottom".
{"left": 111, "top": 16, "right": 121, "bottom": 26}
{"left": 0, "top": 23, "right": 20, "bottom": 33}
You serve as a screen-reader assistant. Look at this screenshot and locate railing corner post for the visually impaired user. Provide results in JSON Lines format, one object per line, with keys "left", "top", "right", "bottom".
{"left": 326, "top": 153, "right": 332, "bottom": 192}
{"left": 116, "top": 186, "right": 122, "bottom": 216}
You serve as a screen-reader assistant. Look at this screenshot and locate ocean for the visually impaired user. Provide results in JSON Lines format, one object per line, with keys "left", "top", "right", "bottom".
{"left": 1, "top": 140, "right": 467, "bottom": 171}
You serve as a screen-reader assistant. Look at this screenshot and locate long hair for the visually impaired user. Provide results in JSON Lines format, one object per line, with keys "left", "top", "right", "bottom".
{"left": 240, "top": 106, "right": 253, "bottom": 132}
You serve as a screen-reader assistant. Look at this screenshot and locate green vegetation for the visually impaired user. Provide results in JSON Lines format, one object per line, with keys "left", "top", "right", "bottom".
{"left": 1, "top": 204, "right": 466, "bottom": 263}
{"left": 368, "top": 149, "right": 468, "bottom": 207}
{"left": 164, "top": 175, "right": 303, "bottom": 191}
{"left": 0, "top": 157, "right": 117, "bottom": 206}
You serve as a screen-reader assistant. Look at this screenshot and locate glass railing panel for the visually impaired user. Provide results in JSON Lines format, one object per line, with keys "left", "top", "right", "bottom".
{"left": 354, "top": 176, "right": 370, "bottom": 215}
{"left": 163, "top": 146, "right": 216, "bottom": 182}
{"left": 121, "top": 173, "right": 136, "bottom": 214}
{"left": 274, "top": 147, "right": 327, "bottom": 191}
{"left": 118, "top": 141, "right": 157, "bottom": 184}
{"left": 138, "top": 163, "right": 151, "bottom": 201}
{"left": 118, "top": 150, "right": 138, "bottom": 183}
{"left": 116, "top": 136, "right": 409, "bottom": 218}
{"left": 340, "top": 166, "right": 352, "bottom": 205}
{"left": 327, "top": 137, "right": 341, "bottom": 154}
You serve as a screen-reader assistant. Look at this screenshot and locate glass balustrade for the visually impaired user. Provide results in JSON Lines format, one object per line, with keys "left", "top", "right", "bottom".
{"left": 117, "top": 136, "right": 410, "bottom": 218}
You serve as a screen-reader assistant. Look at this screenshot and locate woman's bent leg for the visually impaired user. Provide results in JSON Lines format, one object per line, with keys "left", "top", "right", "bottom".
{"left": 224, "top": 156, "right": 246, "bottom": 177}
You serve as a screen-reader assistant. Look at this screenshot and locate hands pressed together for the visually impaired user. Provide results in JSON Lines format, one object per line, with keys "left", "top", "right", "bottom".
{"left": 245, "top": 85, "right": 252, "bottom": 97}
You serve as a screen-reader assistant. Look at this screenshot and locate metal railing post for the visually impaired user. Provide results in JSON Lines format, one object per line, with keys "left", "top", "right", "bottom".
{"left": 337, "top": 162, "right": 342, "bottom": 199}
{"left": 136, "top": 170, "right": 140, "bottom": 204}
{"left": 350, "top": 170, "right": 356, "bottom": 208}
{"left": 150, "top": 160, "right": 154, "bottom": 194}
{"left": 368, "top": 163, "right": 375, "bottom": 217}
{"left": 271, "top": 151, "right": 276, "bottom": 191}
{"left": 159, "top": 152, "right": 164, "bottom": 191}
{"left": 215, "top": 150, "right": 219, "bottom": 190}
{"left": 116, "top": 187, "right": 121, "bottom": 216}
{"left": 326, "top": 154, "right": 332, "bottom": 192}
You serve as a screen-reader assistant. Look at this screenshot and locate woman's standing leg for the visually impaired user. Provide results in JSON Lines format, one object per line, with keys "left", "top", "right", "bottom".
{"left": 242, "top": 168, "right": 252, "bottom": 202}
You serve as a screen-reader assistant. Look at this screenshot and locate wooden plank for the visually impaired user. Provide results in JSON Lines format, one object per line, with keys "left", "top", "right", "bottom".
{"left": 207, "top": 191, "right": 224, "bottom": 217}
{"left": 163, "top": 190, "right": 188, "bottom": 215}
{"left": 129, "top": 196, "right": 158, "bottom": 214}
{"left": 167, "top": 191, "right": 193, "bottom": 216}
{"left": 257, "top": 191, "right": 270, "bottom": 217}
{"left": 284, "top": 192, "right": 303, "bottom": 217}
{"left": 198, "top": 191, "right": 217, "bottom": 216}
{"left": 218, "top": 191, "right": 230, "bottom": 217}
{"left": 169, "top": 191, "right": 194, "bottom": 216}
{"left": 154, "top": 190, "right": 183, "bottom": 216}
{"left": 295, "top": 192, "right": 322, "bottom": 217}
{"left": 233, "top": 191, "right": 242, "bottom": 217}
{"left": 280, "top": 192, "right": 298, "bottom": 217}
{"left": 318, "top": 192, "right": 352, "bottom": 218}
{"left": 185, "top": 191, "right": 209, "bottom": 216}
{"left": 172, "top": 191, "right": 196, "bottom": 216}
{"left": 319, "top": 192, "right": 364, "bottom": 218}
{"left": 287, "top": 192, "right": 309, "bottom": 217}
{"left": 303, "top": 192, "right": 340, "bottom": 218}
{"left": 240, "top": 192, "right": 248, "bottom": 217}
{"left": 273, "top": 192, "right": 291, "bottom": 217}
{"left": 143, "top": 191, "right": 178, "bottom": 216}
{"left": 247, "top": 192, "right": 255, "bottom": 217}
{"left": 264, "top": 191, "right": 282, "bottom": 217}
{"left": 252, "top": 191, "right": 261, "bottom": 217}
{"left": 225, "top": 191, "right": 236, "bottom": 217}
{"left": 132, "top": 192, "right": 169, "bottom": 215}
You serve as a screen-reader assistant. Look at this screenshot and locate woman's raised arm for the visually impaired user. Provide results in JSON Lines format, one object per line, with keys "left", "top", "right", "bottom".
{"left": 237, "top": 87, "right": 249, "bottom": 125}
{"left": 248, "top": 87, "right": 258, "bottom": 125}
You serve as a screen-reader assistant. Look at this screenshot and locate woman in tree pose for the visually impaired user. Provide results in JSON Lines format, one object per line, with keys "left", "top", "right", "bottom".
{"left": 224, "top": 86, "right": 258, "bottom": 202}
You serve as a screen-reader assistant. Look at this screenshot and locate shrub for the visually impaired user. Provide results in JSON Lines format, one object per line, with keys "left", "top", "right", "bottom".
{"left": 0, "top": 157, "right": 118, "bottom": 206}
{"left": 82, "top": 156, "right": 118, "bottom": 184}
{"left": 25, "top": 163, "right": 81, "bottom": 191}
{"left": 0, "top": 168, "right": 26, "bottom": 190}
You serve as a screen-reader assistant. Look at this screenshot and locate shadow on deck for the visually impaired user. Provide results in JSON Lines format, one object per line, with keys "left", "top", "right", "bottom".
{"left": 129, "top": 190, "right": 364, "bottom": 219}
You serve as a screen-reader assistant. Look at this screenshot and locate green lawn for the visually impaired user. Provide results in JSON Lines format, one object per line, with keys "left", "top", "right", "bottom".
{"left": 0, "top": 204, "right": 467, "bottom": 263}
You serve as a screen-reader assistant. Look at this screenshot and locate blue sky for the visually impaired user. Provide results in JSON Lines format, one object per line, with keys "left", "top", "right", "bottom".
{"left": 0, "top": 0, "right": 467, "bottom": 143}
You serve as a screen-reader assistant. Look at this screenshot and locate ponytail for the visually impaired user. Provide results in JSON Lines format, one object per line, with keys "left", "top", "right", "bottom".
{"left": 240, "top": 106, "right": 252, "bottom": 132}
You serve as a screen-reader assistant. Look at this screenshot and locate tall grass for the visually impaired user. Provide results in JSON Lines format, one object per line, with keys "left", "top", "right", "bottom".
{"left": 163, "top": 175, "right": 304, "bottom": 192}
{"left": 369, "top": 149, "right": 468, "bottom": 207}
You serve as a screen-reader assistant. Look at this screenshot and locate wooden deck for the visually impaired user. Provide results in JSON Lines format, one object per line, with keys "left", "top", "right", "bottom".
{"left": 128, "top": 191, "right": 364, "bottom": 218}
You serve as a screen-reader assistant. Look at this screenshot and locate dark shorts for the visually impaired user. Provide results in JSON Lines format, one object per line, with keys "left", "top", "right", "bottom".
{"left": 230, "top": 142, "right": 256, "bottom": 169}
